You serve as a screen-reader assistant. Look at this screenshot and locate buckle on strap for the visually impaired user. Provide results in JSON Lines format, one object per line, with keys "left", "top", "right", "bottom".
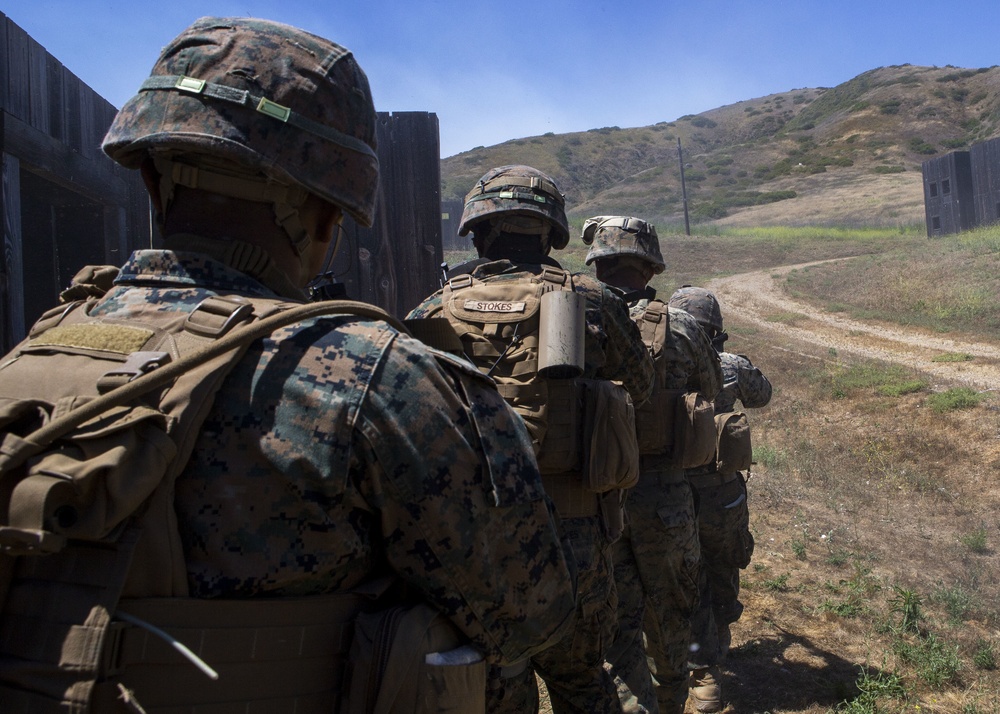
{"left": 643, "top": 305, "right": 666, "bottom": 323}
{"left": 539, "top": 267, "right": 570, "bottom": 288}
{"left": 97, "top": 351, "right": 171, "bottom": 393}
{"left": 185, "top": 296, "right": 255, "bottom": 338}
{"left": 447, "top": 274, "right": 475, "bottom": 290}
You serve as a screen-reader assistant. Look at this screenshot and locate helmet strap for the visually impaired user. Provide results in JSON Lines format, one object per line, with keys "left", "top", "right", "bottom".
{"left": 153, "top": 156, "right": 312, "bottom": 256}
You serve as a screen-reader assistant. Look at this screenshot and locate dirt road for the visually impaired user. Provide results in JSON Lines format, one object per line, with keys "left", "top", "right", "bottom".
{"left": 707, "top": 259, "right": 1000, "bottom": 392}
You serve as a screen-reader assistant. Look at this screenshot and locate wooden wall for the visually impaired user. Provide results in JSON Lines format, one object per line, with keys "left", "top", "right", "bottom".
{"left": 332, "top": 111, "right": 444, "bottom": 317}
{"left": 971, "top": 137, "right": 1000, "bottom": 229}
{"left": 921, "top": 151, "right": 974, "bottom": 237}
{"left": 0, "top": 12, "right": 151, "bottom": 353}
{"left": 0, "top": 16, "right": 445, "bottom": 351}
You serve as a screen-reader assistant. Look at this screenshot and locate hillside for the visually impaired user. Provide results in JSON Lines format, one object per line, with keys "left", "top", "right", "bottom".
{"left": 441, "top": 64, "right": 1000, "bottom": 229}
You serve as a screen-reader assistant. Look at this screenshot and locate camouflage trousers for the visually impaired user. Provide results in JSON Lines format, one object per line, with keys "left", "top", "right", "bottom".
{"left": 606, "top": 469, "right": 700, "bottom": 714}
{"left": 689, "top": 471, "right": 754, "bottom": 668}
{"left": 487, "top": 515, "right": 619, "bottom": 714}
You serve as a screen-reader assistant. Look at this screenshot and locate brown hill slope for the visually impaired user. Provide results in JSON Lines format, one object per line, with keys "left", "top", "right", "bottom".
{"left": 441, "top": 64, "right": 1000, "bottom": 229}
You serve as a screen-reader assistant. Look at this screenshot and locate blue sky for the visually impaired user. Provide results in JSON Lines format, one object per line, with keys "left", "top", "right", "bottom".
{"left": 5, "top": 1, "right": 1000, "bottom": 157}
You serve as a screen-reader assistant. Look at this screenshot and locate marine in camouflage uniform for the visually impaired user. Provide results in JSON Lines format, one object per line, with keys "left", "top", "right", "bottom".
{"left": 408, "top": 168, "right": 654, "bottom": 714}
{"left": 583, "top": 218, "right": 722, "bottom": 714}
{"left": 0, "top": 18, "right": 575, "bottom": 711}
{"left": 669, "top": 288, "right": 772, "bottom": 713}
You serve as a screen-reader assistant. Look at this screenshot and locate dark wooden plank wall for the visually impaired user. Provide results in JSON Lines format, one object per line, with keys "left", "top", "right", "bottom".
{"left": 922, "top": 151, "right": 974, "bottom": 236}
{"left": 1, "top": 15, "right": 446, "bottom": 345}
{"left": 334, "top": 111, "right": 444, "bottom": 318}
{"left": 0, "top": 12, "right": 151, "bottom": 352}
{"left": 971, "top": 137, "right": 1000, "bottom": 228}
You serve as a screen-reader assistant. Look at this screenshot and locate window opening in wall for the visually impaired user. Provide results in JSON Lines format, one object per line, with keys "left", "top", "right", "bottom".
{"left": 931, "top": 216, "right": 941, "bottom": 232}
{"left": 942, "top": 179, "right": 951, "bottom": 195}
{"left": 929, "top": 182, "right": 938, "bottom": 197}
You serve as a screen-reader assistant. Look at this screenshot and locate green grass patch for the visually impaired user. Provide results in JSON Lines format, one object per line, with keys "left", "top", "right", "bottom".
{"left": 894, "top": 632, "right": 962, "bottom": 688}
{"left": 932, "top": 583, "right": 976, "bottom": 623}
{"left": 927, "top": 387, "right": 985, "bottom": 413}
{"left": 931, "top": 352, "right": 974, "bottom": 363}
{"left": 821, "top": 362, "right": 925, "bottom": 399}
{"left": 973, "top": 640, "right": 996, "bottom": 670}
{"left": 959, "top": 527, "right": 989, "bottom": 554}
{"left": 875, "top": 379, "right": 927, "bottom": 397}
{"left": 763, "top": 573, "right": 791, "bottom": 592}
{"left": 835, "top": 666, "right": 906, "bottom": 713}
{"left": 753, "top": 444, "right": 786, "bottom": 469}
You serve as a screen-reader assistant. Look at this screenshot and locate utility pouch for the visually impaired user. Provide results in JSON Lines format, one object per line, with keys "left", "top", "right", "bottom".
{"left": 343, "top": 602, "right": 486, "bottom": 714}
{"left": 534, "top": 379, "right": 582, "bottom": 474}
{"left": 634, "top": 387, "right": 683, "bottom": 455}
{"left": 715, "top": 411, "right": 752, "bottom": 474}
{"left": 675, "top": 392, "right": 716, "bottom": 469}
{"left": 581, "top": 380, "right": 639, "bottom": 493}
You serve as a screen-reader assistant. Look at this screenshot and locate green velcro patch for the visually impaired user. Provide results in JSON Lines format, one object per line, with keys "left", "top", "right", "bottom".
{"left": 31, "top": 324, "right": 154, "bottom": 354}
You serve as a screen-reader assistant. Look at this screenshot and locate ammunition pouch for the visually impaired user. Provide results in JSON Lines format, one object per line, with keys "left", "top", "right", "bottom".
{"left": 715, "top": 411, "right": 752, "bottom": 474}
{"left": 344, "top": 601, "right": 486, "bottom": 714}
{"left": 677, "top": 392, "right": 717, "bottom": 469}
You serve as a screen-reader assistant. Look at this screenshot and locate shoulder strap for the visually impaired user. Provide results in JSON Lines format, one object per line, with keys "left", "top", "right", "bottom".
{"left": 0, "top": 299, "right": 405, "bottom": 477}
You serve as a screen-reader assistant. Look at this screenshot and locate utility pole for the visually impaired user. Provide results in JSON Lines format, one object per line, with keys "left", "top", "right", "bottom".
{"left": 677, "top": 137, "right": 690, "bottom": 236}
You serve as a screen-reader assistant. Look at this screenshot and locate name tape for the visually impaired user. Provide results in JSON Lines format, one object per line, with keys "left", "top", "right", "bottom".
{"left": 463, "top": 300, "right": 527, "bottom": 313}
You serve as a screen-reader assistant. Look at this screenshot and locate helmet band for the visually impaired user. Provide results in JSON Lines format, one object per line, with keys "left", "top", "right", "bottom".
{"left": 139, "top": 75, "right": 378, "bottom": 161}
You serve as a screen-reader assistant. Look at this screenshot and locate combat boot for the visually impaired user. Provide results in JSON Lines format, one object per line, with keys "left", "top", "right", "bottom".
{"left": 688, "top": 666, "right": 722, "bottom": 713}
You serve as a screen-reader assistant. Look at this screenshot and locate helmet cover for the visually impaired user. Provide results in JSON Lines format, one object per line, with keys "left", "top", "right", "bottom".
{"left": 102, "top": 16, "right": 379, "bottom": 226}
{"left": 668, "top": 286, "right": 724, "bottom": 333}
{"left": 582, "top": 215, "right": 665, "bottom": 274}
{"left": 458, "top": 165, "right": 570, "bottom": 250}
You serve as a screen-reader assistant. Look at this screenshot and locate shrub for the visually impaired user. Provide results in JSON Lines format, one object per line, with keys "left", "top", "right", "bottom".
{"left": 909, "top": 137, "right": 937, "bottom": 155}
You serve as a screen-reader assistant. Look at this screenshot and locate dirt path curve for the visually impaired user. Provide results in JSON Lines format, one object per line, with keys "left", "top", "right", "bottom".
{"left": 706, "top": 259, "right": 1000, "bottom": 392}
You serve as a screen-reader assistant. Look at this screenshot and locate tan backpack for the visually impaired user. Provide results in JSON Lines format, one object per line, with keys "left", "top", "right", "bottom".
{"left": 0, "top": 290, "right": 413, "bottom": 713}
{"left": 440, "top": 268, "right": 638, "bottom": 490}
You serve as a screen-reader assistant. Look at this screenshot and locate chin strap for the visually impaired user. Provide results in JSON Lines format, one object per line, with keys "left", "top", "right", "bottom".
{"left": 153, "top": 156, "right": 312, "bottom": 257}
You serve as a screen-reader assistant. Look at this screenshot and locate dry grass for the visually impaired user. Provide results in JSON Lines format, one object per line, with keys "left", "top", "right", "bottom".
{"left": 726, "top": 331, "right": 1000, "bottom": 713}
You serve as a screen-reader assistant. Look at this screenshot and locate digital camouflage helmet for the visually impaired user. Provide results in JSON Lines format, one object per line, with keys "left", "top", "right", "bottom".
{"left": 668, "top": 286, "right": 724, "bottom": 333}
{"left": 458, "top": 165, "right": 570, "bottom": 251}
{"left": 582, "top": 216, "right": 665, "bottom": 274}
{"left": 102, "top": 16, "right": 379, "bottom": 254}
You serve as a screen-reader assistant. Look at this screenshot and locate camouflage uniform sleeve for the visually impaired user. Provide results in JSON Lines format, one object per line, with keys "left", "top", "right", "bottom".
{"left": 594, "top": 285, "right": 654, "bottom": 404}
{"left": 731, "top": 353, "right": 772, "bottom": 408}
{"left": 355, "top": 332, "right": 575, "bottom": 665}
{"left": 670, "top": 307, "right": 723, "bottom": 400}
